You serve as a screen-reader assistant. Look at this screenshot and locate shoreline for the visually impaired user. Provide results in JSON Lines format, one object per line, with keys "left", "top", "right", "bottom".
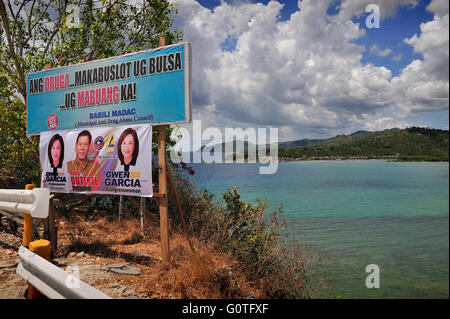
{"left": 278, "top": 158, "right": 449, "bottom": 163}
{"left": 194, "top": 158, "right": 449, "bottom": 164}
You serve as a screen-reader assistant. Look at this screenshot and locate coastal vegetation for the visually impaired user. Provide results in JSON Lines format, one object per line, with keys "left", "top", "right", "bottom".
{"left": 277, "top": 127, "right": 449, "bottom": 162}
{"left": 214, "top": 127, "right": 448, "bottom": 162}
{"left": 169, "top": 179, "right": 326, "bottom": 298}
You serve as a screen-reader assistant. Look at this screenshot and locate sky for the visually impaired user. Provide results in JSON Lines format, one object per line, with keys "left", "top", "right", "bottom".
{"left": 169, "top": 0, "right": 449, "bottom": 145}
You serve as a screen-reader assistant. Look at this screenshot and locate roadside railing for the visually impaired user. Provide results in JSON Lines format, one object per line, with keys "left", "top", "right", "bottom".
{"left": 0, "top": 188, "right": 50, "bottom": 218}
{"left": 1, "top": 185, "right": 110, "bottom": 299}
{"left": 0, "top": 186, "right": 57, "bottom": 255}
{"left": 16, "top": 245, "right": 111, "bottom": 299}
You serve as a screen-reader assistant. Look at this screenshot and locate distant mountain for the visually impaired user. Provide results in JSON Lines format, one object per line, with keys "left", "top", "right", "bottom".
{"left": 279, "top": 129, "right": 395, "bottom": 149}
{"left": 204, "top": 130, "right": 382, "bottom": 152}
{"left": 199, "top": 127, "right": 448, "bottom": 161}
{"left": 278, "top": 127, "right": 449, "bottom": 161}
{"left": 278, "top": 138, "right": 322, "bottom": 148}
{"left": 201, "top": 140, "right": 256, "bottom": 153}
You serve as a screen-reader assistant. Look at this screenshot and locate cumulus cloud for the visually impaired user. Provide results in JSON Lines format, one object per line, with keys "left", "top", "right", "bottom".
{"left": 172, "top": 0, "right": 448, "bottom": 142}
{"left": 393, "top": 0, "right": 449, "bottom": 114}
{"left": 370, "top": 44, "right": 392, "bottom": 57}
{"left": 426, "top": 0, "right": 449, "bottom": 16}
{"left": 392, "top": 53, "right": 403, "bottom": 62}
{"left": 335, "top": 0, "right": 418, "bottom": 21}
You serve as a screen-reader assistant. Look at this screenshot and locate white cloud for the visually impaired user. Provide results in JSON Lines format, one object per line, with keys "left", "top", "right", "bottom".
{"left": 392, "top": 53, "right": 403, "bottom": 62}
{"left": 426, "top": 0, "right": 449, "bottom": 16}
{"left": 335, "top": 0, "right": 418, "bottom": 21}
{"left": 393, "top": 8, "right": 449, "bottom": 114}
{"left": 370, "top": 44, "right": 392, "bottom": 57}
{"left": 172, "top": 0, "right": 448, "bottom": 142}
{"left": 353, "top": 115, "right": 411, "bottom": 132}
{"left": 404, "top": 15, "right": 449, "bottom": 59}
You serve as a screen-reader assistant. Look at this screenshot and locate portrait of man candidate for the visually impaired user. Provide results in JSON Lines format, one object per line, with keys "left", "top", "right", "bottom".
{"left": 67, "top": 130, "right": 99, "bottom": 177}
{"left": 117, "top": 128, "right": 139, "bottom": 172}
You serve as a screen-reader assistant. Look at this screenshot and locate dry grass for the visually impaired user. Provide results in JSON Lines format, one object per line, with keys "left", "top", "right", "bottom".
{"left": 56, "top": 209, "right": 260, "bottom": 299}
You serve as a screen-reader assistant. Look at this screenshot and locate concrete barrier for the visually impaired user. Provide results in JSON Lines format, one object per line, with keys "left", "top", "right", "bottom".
{"left": 16, "top": 245, "right": 111, "bottom": 299}
{"left": 0, "top": 188, "right": 50, "bottom": 218}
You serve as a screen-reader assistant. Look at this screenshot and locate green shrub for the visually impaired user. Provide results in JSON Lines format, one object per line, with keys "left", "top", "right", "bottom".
{"left": 176, "top": 182, "right": 325, "bottom": 299}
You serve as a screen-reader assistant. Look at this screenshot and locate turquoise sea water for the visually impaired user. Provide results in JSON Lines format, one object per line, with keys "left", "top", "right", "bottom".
{"left": 190, "top": 160, "right": 449, "bottom": 299}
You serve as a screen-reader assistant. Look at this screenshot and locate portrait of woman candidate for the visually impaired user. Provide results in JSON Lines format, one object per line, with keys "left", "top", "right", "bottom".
{"left": 47, "top": 134, "right": 64, "bottom": 177}
{"left": 117, "top": 128, "right": 139, "bottom": 172}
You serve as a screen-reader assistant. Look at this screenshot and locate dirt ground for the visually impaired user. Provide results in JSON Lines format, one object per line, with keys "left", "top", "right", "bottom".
{"left": 0, "top": 229, "right": 26, "bottom": 299}
{"left": 0, "top": 212, "right": 259, "bottom": 299}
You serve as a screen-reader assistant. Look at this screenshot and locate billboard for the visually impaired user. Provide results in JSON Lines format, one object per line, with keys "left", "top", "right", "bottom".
{"left": 27, "top": 42, "right": 191, "bottom": 135}
{"left": 39, "top": 125, "right": 153, "bottom": 197}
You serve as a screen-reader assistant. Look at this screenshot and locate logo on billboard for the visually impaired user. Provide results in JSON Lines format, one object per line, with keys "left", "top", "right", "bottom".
{"left": 106, "top": 134, "right": 115, "bottom": 152}
{"left": 94, "top": 136, "right": 105, "bottom": 150}
{"left": 47, "top": 114, "right": 59, "bottom": 130}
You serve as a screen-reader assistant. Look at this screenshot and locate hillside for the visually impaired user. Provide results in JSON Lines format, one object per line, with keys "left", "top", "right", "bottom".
{"left": 205, "top": 129, "right": 395, "bottom": 154}
{"left": 278, "top": 130, "right": 384, "bottom": 149}
{"left": 201, "top": 140, "right": 256, "bottom": 153}
{"left": 208, "top": 130, "right": 383, "bottom": 152}
{"left": 278, "top": 127, "right": 449, "bottom": 161}
{"left": 278, "top": 138, "right": 322, "bottom": 148}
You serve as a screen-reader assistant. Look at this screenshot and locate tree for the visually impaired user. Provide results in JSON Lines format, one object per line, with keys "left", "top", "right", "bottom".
{"left": 0, "top": 0, "right": 182, "bottom": 187}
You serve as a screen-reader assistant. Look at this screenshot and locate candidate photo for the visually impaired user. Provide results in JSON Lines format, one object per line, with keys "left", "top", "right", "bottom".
{"left": 48, "top": 134, "right": 64, "bottom": 177}
{"left": 67, "top": 130, "right": 99, "bottom": 176}
{"left": 117, "top": 128, "right": 139, "bottom": 172}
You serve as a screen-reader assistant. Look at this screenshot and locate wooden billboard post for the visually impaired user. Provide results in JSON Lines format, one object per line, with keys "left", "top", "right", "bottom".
{"left": 157, "top": 37, "right": 170, "bottom": 263}
{"left": 119, "top": 195, "right": 124, "bottom": 222}
{"left": 157, "top": 124, "right": 169, "bottom": 263}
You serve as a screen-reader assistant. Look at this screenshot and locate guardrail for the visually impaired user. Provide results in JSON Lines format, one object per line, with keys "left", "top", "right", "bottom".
{"left": 0, "top": 187, "right": 57, "bottom": 256}
{"left": 0, "top": 188, "right": 50, "bottom": 218}
{"left": 16, "top": 245, "right": 111, "bottom": 299}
